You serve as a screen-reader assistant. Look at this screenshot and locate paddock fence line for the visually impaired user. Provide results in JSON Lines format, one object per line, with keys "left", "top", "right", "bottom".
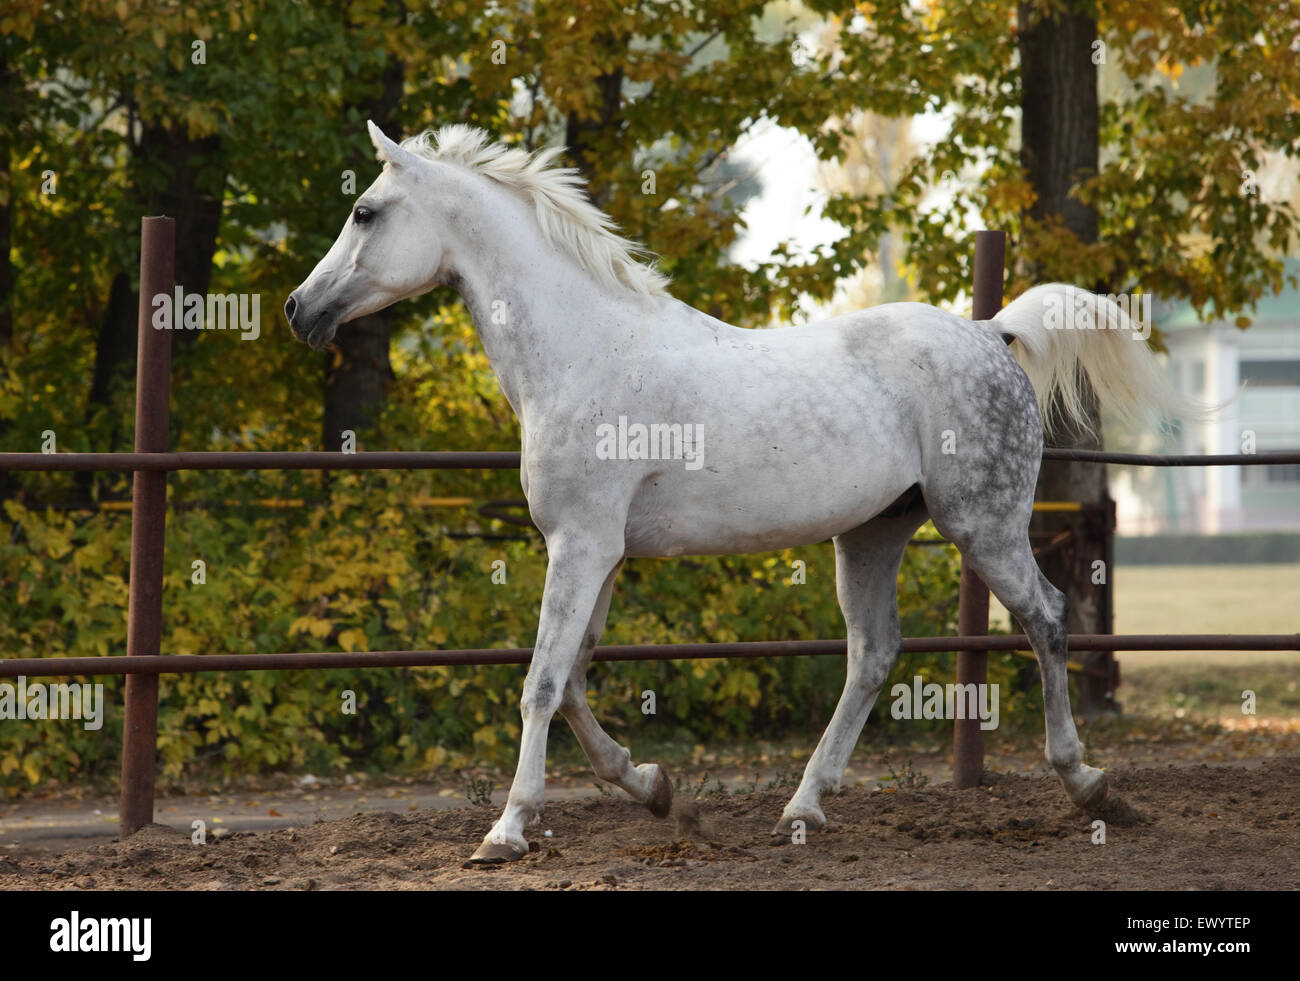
{"left": 2, "top": 634, "right": 1294, "bottom": 679}
{"left": 3, "top": 217, "right": 1297, "bottom": 836}
{"left": 7, "top": 448, "right": 1298, "bottom": 471}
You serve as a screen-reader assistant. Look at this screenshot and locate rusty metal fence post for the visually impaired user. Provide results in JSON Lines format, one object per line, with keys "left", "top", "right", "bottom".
{"left": 953, "top": 230, "right": 1005, "bottom": 789}
{"left": 119, "top": 216, "right": 174, "bottom": 838}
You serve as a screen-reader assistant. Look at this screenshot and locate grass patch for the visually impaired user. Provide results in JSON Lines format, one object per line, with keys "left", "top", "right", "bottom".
{"left": 1118, "top": 661, "right": 1300, "bottom": 722}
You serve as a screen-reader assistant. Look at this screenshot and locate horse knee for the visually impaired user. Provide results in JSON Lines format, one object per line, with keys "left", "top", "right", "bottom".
{"left": 521, "top": 673, "right": 563, "bottom": 719}
{"left": 847, "top": 639, "right": 900, "bottom": 693}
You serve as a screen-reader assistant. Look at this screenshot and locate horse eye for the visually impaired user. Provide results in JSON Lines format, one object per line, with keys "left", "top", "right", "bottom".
{"left": 353, "top": 206, "right": 374, "bottom": 225}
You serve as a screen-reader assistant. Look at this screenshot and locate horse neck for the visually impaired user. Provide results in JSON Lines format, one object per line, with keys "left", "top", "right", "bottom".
{"left": 438, "top": 175, "right": 637, "bottom": 418}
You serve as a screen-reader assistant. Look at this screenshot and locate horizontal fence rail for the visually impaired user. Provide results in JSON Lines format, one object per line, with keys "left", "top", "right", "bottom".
{"left": 0, "top": 450, "right": 523, "bottom": 471}
{"left": 4, "top": 449, "right": 1300, "bottom": 472}
{"left": 1042, "top": 448, "right": 1300, "bottom": 466}
{"left": 2, "top": 635, "right": 1295, "bottom": 680}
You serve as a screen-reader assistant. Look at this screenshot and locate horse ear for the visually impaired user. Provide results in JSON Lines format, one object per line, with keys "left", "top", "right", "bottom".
{"left": 367, "top": 120, "right": 415, "bottom": 170}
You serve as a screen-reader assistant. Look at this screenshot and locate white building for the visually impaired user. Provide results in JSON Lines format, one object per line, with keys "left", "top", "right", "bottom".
{"left": 1110, "top": 262, "right": 1300, "bottom": 534}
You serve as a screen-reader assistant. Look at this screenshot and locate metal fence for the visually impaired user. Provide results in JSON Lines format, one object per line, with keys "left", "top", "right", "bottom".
{"left": 2, "top": 217, "right": 1297, "bottom": 838}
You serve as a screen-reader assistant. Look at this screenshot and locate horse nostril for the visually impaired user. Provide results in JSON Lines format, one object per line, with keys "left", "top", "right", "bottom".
{"left": 284, "top": 293, "right": 298, "bottom": 324}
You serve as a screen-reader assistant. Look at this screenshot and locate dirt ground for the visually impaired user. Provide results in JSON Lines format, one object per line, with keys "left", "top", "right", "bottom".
{"left": 2, "top": 756, "right": 1295, "bottom": 891}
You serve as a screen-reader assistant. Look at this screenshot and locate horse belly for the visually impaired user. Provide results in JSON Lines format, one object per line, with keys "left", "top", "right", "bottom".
{"left": 622, "top": 457, "right": 916, "bottom": 557}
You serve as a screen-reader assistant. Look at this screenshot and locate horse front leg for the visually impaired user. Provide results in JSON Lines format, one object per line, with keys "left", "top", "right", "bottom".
{"left": 469, "top": 533, "right": 625, "bottom": 864}
{"left": 558, "top": 562, "right": 672, "bottom": 816}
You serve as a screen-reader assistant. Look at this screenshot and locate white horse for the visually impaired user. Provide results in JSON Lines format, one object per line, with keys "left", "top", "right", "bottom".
{"left": 286, "top": 121, "right": 1183, "bottom": 863}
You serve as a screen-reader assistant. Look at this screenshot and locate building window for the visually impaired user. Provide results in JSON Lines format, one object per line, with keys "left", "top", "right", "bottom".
{"left": 1241, "top": 360, "right": 1300, "bottom": 387}
{"left": 1242, "top": 464, "right": 1300, "bottom": 488}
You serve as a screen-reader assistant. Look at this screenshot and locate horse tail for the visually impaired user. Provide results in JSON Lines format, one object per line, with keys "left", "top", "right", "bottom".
{"left": 991, "top": 283, "right": 1209, "bottom": 438}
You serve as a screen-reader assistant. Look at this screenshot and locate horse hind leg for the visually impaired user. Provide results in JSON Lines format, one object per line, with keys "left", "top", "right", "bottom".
{"left": 923, "top": 348, "right": 1113, "bottom": 814}
{"left": 773, "top": 504, "right": 928, "bottom": 835}
{"left": 952, "top": 528, "right": 1108, "bottom": 812}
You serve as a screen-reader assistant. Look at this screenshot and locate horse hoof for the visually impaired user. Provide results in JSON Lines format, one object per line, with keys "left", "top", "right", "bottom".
{"left": 469, "top": 839, "right": 527, "bottom": 865}
{"left": 646, "top": 764, "right": 673, "bottom": 818}
{"left": 771, "top": 809, "right": 825, "bottom": 836}
{"left": 1073, "top": 768, "right": 1109, "bottom": 814}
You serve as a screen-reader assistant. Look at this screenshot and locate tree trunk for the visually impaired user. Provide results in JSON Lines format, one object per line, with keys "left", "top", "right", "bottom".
{"left": 1019, "top": 4, "right": 1098, "bottom": 244}
{"left": 320, "top": 54, "right": 405, "bottom": 451}
{"left": 77, "top": 121, "right": 225, "bottom": 501}
{"left": 564, "top": 63, "right": 624, "bottom": 207}
{"left": 84, "top": 124, "right": 225, "bottom": 429}
{"left": 85, "top": 270, "right": 138, "bottom": 444}
{"left": 139, "top": 125, "right": 225, "bottom": 315}
{"left": 1018, "top": 1, "right": 1115, "bottom": 717}
{"left": 322, "top": 314, "right": 394, "bottom": 450}
{"left": 0, "top": 43, "right": 11, "bottom": 354}
{"left": 0, "top": 44, "right": 14, "bottom": 504}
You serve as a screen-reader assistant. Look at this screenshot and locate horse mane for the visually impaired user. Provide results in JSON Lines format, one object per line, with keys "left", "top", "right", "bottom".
{"left": 399, "top": 125, "right": 671, "bottom": 298}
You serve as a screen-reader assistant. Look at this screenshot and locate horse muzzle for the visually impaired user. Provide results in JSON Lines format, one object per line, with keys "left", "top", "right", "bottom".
{"left": 284, "top": 290, "right": 339, "bottom": 350}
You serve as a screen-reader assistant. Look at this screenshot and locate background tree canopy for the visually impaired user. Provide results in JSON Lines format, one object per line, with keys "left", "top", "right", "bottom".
{"left": 1, "top": 0, "right": 1296, "bottom": 788}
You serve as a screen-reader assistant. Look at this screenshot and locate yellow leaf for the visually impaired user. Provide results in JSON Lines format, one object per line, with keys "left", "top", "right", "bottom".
{"left": 338, "top": 629, "right": 369, "bottom": 652}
